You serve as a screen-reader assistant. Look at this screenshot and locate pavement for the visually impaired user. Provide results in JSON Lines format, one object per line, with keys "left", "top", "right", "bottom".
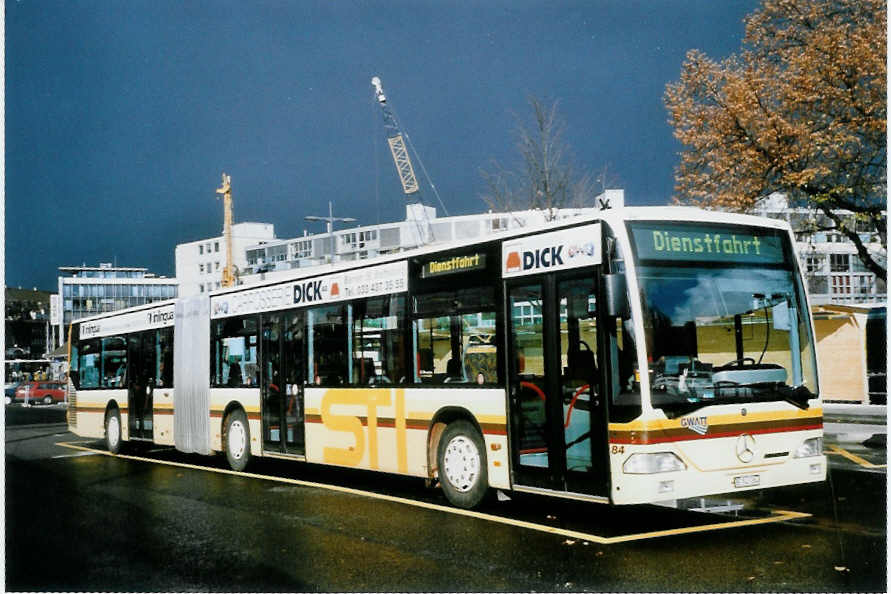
{"left": 823, "top": 403, "right": 886, "bottom": 446}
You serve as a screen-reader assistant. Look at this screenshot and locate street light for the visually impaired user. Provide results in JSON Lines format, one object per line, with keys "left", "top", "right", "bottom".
{"left": 305, "top": 201, "right": 357, "bottom": 264}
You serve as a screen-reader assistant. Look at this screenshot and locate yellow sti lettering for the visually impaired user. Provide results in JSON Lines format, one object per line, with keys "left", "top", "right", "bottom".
{"left": 320, "top": 388, "right": 408, "bottom": 473}
{"left": 321, "top": 390, "right": 366, "bottom": 466}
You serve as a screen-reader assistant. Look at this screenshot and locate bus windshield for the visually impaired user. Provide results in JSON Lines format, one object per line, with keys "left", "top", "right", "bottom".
{"left": 629, "top": 222, "right": 818, "bottom": 417}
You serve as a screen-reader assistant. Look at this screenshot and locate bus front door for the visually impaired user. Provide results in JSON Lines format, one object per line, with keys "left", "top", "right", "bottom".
{"left": 507, "top": 273, "right": 608, "bottom": 497}
{"left": 261, "top": 312, "right": 306, "bottom": 456}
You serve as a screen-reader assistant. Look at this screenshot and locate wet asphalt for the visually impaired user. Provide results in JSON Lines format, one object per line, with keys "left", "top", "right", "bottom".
{"left": 4, "top": 406, "right": 886, "bottom": 592}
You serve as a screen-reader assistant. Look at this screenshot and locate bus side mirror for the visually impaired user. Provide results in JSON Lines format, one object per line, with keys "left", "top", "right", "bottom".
{"left": 604, "top": 273, "right": 629, "bottom": 318}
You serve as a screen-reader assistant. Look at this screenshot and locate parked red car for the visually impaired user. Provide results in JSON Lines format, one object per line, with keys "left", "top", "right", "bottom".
{"left": 13, "top": 381, "right": 66, "bottom": 405}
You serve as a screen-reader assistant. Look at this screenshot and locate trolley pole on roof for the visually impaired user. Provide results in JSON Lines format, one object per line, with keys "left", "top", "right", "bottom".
{"left": 305, "top": 202, "right": 356, "bottom": 264}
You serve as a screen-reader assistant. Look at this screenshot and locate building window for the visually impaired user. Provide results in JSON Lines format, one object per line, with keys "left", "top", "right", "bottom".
{"left": 215, "top": 241, "right": 220, "bottom": 252}
{"left": 294, "top": 240, "right": 312, "bottom": 259}
{"left": 830, "top": 254, "right": 850, "bottom": 272}
{"left": 199, "top": 264, "right": 204, "bottom": 274}
{"left": 490, "top": 217, "right": 509, "bottom": 231}
{"left": 831, "top": 275, "right": 851, "bottom": 295}
{"left": 199, "top": 245, "right": 204, "bottom": 255}
{"left": 805, "top": 255, "right": 824, "bottom": 274}
{"left": 215, "top": 262, "right": 220, "bottom": 270}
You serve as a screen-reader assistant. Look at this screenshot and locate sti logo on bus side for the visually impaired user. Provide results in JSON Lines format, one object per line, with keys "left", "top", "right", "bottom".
{"left": 294, "top": 280, "right": 325, "bottom": 304}
{"left": 505, "top": 246, "right": 564, "bottom": 273}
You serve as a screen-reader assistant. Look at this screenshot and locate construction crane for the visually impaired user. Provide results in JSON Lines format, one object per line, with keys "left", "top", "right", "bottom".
{"left": 371, "top": 76, "right": 421, "bottom": 197}
{"left": 215, "top": 172, "right": 237, "bottom": 288}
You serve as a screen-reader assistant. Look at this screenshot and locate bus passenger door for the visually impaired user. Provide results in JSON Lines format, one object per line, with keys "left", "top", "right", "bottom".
{"left": 261, "top": 314, "right": 285, "bottom": 453}
{"left": 127, "top": 331, "right": 155, "bottom": 440}
{"left": 507, "top": 280, "right": 564, "bottom": 489}
{"left": 507, "top": 273, "right": 608, "bottom": 497}
{"left": 261, "top": 311, "right": 305, "bottom": 456}
{"left": 282, "top": 310, "right": 305, "bottom": 454}
{"left": 558, "top": 275, "right": 608, "bottom": 495}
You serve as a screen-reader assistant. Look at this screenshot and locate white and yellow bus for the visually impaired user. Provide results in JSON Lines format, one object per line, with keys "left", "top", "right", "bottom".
{"left": 67, "top": 207, "right": 826, "bottom": 508}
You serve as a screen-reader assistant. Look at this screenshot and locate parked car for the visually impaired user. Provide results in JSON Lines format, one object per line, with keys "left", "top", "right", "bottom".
{"left": 13, "top": 381, "right": 66, "bottom": 405}
{"left": 5, "top": 382, "right": 21, "bottom": 405}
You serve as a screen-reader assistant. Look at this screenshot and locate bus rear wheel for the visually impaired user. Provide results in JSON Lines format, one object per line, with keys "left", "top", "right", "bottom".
{"left": 437, "top": 420, "right": 488, "bottom": 509}
{"left": 105, "top": 408, "right": 122, "bottom": 454}
{"left": 223, "top": 409, "right": 252, "bottom": 472}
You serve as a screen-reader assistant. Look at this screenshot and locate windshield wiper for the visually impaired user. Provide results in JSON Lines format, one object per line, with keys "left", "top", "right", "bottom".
{"left": 659, "top": 383, "right": 814, "bottom": 418}
{"left": 773, "top": 384, "right": 814, "bottom": 410}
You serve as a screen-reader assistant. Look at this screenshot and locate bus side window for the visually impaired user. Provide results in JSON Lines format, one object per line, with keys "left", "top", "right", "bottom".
{"left": 101, "top": 336, "right": 127, "bottom": 388}
{"left": 69, "top": 342, "right": 79, "bottom": 389}
{"left": 606, "top": 233, "right": 642, "bottom": 423}
{"left": 307, "top": 304, "right": 348, "bottom": 386}
{"left": 79, "top": 339, "right": 101, "bottom": 389}
{"left": 156, "top": 327, "right": 174, "bottom": 388}
{"left": 212, "top": 316, "right": 258, "bottom": 388}
{"left": 350, "top": 295, "right": 406, "bottom": 385}
{"left": 412, "top": 286, "right": 498, "bottom": 386}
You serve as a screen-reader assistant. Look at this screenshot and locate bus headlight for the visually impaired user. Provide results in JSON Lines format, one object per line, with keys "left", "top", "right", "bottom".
{"left": 794, "top": 437, "right": 823, "bottom": 458}
{"left": 623, "top": 452, "right": 686, "bottom": 474}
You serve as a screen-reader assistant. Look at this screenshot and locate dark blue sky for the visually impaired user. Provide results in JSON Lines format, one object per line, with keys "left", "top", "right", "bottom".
{"left": 6, "top": 0, "right": 757, "bottom": 291}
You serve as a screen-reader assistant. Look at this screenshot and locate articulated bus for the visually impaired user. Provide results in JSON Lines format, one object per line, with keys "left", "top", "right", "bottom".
{"left": 67, "top": 208, "right": 826, "bottom": 508}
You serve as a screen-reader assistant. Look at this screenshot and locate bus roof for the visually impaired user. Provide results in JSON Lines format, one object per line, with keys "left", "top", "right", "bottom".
{"left": 71, "top": 206, "right": 792, "bottom": 326}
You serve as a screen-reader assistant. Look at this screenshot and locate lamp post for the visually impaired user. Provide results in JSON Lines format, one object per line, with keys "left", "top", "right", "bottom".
{"left": 305, "top": 202, "right": 356, "bottom": 264}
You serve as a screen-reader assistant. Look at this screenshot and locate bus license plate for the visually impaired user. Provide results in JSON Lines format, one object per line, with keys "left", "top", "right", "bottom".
{"left": 733, "top": 474, "right": 760, "bottom": 488}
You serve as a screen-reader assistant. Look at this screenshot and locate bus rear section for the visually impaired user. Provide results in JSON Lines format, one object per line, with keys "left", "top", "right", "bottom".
{"left": 607, "top": 218, "right": 826, "bottom": 504}
{"left": 66, "top": 304, "right": 176, "bottom": 451}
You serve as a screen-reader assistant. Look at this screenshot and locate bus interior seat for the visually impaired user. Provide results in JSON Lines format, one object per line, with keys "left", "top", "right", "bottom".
{"left": 359, "top": 357, "right": 376, "bottom": 383}
{"left": 566, "top": 349, "right": 596, "bottom": 383}
{"left": 445, "top": 358, "right": 463, "bottom": 382}
{"left": 227, "top": 363, "right": 243, "bottom": 387}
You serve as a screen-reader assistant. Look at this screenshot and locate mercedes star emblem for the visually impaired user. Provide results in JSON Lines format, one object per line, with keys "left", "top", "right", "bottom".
{"left": 735, "top": 433, "right": 757, "bottom": 463}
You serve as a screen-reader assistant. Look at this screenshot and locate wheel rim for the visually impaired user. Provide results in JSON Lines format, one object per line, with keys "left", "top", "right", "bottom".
{"left": 107, "top": 415, "right": 120, "bottom": 448}
{"left": 443, "top": 435, "right": 480, "bottom": 493}
{"left": 228, "top": 419, "right": 247, "bottom": 460}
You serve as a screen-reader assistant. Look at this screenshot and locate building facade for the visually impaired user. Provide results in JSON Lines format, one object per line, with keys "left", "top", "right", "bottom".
{"left": 174, "top": 222, "right": 276, "bottom": 296}
{"left": 56, "top": 263, "right": 178, "bottom": 344}
{"left": 5, "top": 287, "right": 53, "bottom": 359}
{"left": 752, "top": 193, "right": 887, "bottom": 305}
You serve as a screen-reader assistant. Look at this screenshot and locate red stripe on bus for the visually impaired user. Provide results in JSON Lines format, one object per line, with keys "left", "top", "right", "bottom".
{"left": 609, "top": 422, "right": 823, "bottom": 445}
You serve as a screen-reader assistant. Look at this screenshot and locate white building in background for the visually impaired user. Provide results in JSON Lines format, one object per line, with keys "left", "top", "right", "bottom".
{"left": 752, "top": 193, "right": 886, "bottom": 305}
{"left": 174, "top": 222, "right": 276, "bottom": 296}
{"left": 56, "top": 263, "right": 178, "bottom": 344}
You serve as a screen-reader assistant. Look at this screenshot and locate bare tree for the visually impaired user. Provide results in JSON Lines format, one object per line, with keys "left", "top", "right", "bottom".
{"left": 482, "top": 97, "right": 603, "bottom": 221}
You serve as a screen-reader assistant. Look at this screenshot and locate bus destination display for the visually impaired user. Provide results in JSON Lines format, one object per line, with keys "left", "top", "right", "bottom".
{"left": 631, "top": 223, "right": 786, "bottom": 264}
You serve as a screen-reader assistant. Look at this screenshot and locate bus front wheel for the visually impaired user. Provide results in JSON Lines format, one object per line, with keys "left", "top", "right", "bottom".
{"left": 437, "top": 420, "right": 488, "bottom": 509}
{"left": 223, "top": 409, "right": 252, "bottom": 472}
{"left": 105, "top": 408, "right": 122, "bottom": 454}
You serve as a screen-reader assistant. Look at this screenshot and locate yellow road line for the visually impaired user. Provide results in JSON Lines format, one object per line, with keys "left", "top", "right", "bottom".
{"left": 55, "top": 441, "right": 810, "bottom": 545}
{"left": 827, "top": 445, "right": 887, "bottom": 469}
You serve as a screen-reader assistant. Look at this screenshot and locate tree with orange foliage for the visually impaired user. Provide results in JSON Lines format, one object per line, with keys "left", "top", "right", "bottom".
{"left": 665, "top": 0, "right": 886, "bottom": 280}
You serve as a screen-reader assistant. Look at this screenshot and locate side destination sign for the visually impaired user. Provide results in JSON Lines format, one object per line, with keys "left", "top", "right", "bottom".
{"left": 502, "top": 223, "right": 600, "bottom": 278}
{"left": 421, "top": 253, "right": 486, "bottom": 278}
{"left": 630, "top": 223, "right": 786, "bottom": 264}
{"left": 211, "top": 260, "right": 408, "bottom": 319}
{"left": 79, "top": 304, "right": 175, "bottom": 339}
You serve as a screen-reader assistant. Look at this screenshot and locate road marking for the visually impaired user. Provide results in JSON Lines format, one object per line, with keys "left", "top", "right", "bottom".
{"left": 52, "top": 451, "right": 99, "bottom": 459}
{"left": 55, "top": 441, "right": 810, "bottom": 544}
{"left": 827, "top": 445, "right": 887, "bottom": 469}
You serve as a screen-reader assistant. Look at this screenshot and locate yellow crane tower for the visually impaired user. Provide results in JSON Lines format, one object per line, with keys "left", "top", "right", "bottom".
{"left": 215, "top": 172, "right": 236, "bottom": 288}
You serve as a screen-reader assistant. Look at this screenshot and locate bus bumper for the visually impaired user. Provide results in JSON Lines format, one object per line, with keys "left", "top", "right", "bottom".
{"left": 611, "top": 454, "right": 827, "bottom": 505}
